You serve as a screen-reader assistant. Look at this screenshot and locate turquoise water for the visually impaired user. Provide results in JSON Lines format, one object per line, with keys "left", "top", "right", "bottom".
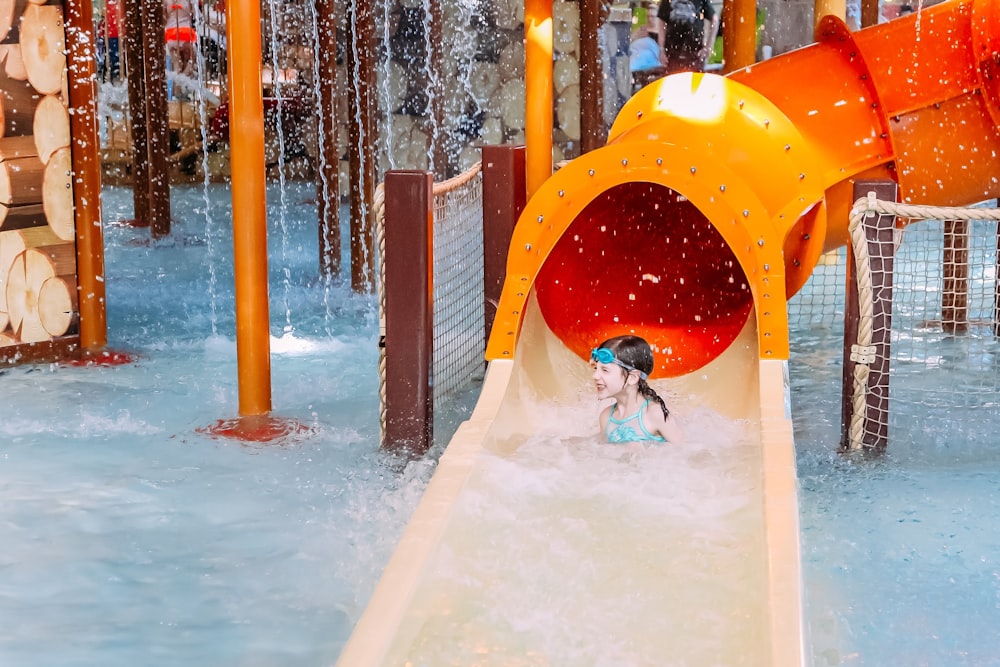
{"left": 4, "top": 184, "right": 999, "bottom": 665}
{"left": 0, "top": 183, "right": 470, "bottom": 666}
{"left": 790, "top": 239, "right": 1000, "bottom": 666}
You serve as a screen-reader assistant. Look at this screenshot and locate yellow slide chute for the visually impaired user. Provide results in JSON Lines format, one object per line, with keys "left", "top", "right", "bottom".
{"left": 339, "top": 3, "right": 1000, "bottom": 665}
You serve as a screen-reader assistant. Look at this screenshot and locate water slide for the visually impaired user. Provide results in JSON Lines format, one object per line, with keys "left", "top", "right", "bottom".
{"left": 337, "top": 3, "right": 1000, "bottom": 664}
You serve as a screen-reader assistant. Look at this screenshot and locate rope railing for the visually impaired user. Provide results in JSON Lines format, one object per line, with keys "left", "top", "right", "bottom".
{"left": 844, "top": 193, "right": 1000, "bottom": 450}
{"left": 376, "top": 161, "right": 484, "bottom": 450}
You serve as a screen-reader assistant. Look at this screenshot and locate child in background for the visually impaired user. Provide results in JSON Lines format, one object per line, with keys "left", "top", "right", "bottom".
{"left": 591, "top": 335, "right": 684, "bottom": 444}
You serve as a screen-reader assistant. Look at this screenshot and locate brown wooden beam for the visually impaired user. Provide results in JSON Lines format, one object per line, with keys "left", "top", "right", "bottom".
{"left": 942, "top": 219, "right": 970, "bottom": 335}
{"left": 346, "top": 1, "right": 376, "bottom": 292}
{"left": 315, "top": 0, "right": 341, "bottom": 279}
{"left": 140, "top": 0, "right": 171, "bottom": 238}
{"left": 383, "top": 170, "right": 434, "bottom": 454}
{"left": 428, "top": 0, "right": 450, "bottom": 178}
{"left": 842, "top": 180, "right": 897, "bottom": 452}
{"left": 122, "top": 0, "right": 150, "bottom": 228}
{"left": 579, "top": 0, "right": 605, "bottom": 153}
{"left": 482, "top": 145, "right": 526, "bottom": 344}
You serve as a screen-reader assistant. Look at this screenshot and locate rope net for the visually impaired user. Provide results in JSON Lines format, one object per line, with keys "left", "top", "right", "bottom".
{"left": 376, "top": 162, "right": 484, "bottom": 448}
{"left": 789, "top": 196, "right": 1000, "bottom": 453}
{"left": 431, "top": 164, "right": 485, "bottom": 401}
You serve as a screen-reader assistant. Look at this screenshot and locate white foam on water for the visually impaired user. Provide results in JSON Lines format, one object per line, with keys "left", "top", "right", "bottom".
{"left": 386, "top": 403, "right": 769, "bottom": 666}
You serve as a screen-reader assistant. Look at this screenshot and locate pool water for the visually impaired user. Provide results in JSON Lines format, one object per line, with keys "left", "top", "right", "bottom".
{"left": 3, "top": 182, "right": 998, "bottom": 665}
{"left": 790, "top": 259, "right": 1000, "bottom": 665}
{"left": 0, "top": 183, "right": 473, "bottom": 666}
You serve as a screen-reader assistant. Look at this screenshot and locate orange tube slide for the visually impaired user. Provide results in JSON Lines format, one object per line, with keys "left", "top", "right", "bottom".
{"left": 487, "top": 0, "right": 1000, "bottom": 377}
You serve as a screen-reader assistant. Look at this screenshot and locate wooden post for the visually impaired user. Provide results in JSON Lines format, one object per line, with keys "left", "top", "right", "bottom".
{"left": 428, "top": 0, "right": 450, "bottom": 178}
{"left": 482, "top": 145, "right": 526, "bottom": 344}
{"left": 722, "top": 0, "right": 757, "bottom": 73}
{"left": 860, "top": 0, "right": 880, "bottom": 28}
{"left": 315, "top": 0, "right": 340, "bottom": 279}
{"left": 942, "top": 219, "right": 969, "bottom": 335}
{"left": 227, "top": 0, "right": 272, "bottom": 416}
{"left": 346, "top": 0, "right": 375, "bottom": 293}
{"left": 525, "top": 0, "right": 553, "bottom": 198}
{"left": 579, "top": 0, "right": 604, "bottom": 154}
{"left": 842, "top": 180, "right": 897, "bottom": 452}
{"left": 64, "top": 0, "right": 107, "bottom": 350}
{"left": 383, "top": 170, "right": 434, "bottom": 454}
{"left": 122, "top": 0, "right": 150, "bottom": 228}
{"left": 140, "top": 0, "right": 171, "bottom": 238}
{"left": 994, "top": 222, "right": 1000, "bottom": 337}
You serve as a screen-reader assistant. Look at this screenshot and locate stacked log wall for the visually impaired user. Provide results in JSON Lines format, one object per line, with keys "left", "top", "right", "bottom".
{"left": 0, "top": 0, "right": 77, "bottom": 359}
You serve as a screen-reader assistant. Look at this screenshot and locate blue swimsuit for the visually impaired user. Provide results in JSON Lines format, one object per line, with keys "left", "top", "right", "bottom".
{"left": 605, "top": 399, "right": 666, "bottom": 443}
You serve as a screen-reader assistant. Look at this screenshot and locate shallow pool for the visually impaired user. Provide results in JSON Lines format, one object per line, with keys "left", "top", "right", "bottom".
{"left": 0, "top": 183, "right": 472, "bottom": 666}
{"left": 4, "top": 183, "right": 998, "bottom": 665}
{"left": 791, "top": 246, "right": 1000, "bottom": 666}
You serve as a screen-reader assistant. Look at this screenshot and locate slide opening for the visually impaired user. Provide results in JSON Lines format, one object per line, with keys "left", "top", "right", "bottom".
{"left": 535, "top": 181, "right": 753, "bottom": 378}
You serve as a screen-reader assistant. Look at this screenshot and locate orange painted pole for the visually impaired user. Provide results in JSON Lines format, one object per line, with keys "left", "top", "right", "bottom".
{"left": 64, "top": 0, "right": 107, "bottom": 350}
{"left": 815, "top": 0, "right": 847, "bottom": 29}
{"left": 722, "top": 0, "right": 757, "bottom": 73}
{"left": 226, "top": 0, "right": 272, "bottom": 415}
{"left": 524, "top": 0, "right": 553, "bottom": 199}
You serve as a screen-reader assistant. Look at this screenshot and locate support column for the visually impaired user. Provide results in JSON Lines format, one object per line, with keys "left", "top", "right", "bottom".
{"left": 383, "top": 171, "right": 434, "bottom": 455}
{"left": 428, "top": 0, "right": 450, "bottom": 178}
{"left": 842, "top": 180, "right": 897, "bottom": 452}
{"left": 346, "top": 0, "right": 376, "bottom": 292}
{"left": 994, "top": 221, "right": 1000, "bottom": 337}
{"left": 815, "top": 0, "right": 847, "bottom": 29}
{"left": 860, "top": 0, "right": 880, "bottom": 28}
{"left": 227, "top": 0, "right": 271, "bottom": 416}
{"left": 64, "top": 0, "right": 107, "bottom": 351}
{"left": 722, "top": 0, "right": 757, "bottom": 73}
{"left": 942, "top": 219, "right": 970, "bottom": 335}
{"left": 122, "top": 0, "right": 150, "bottom": 228}
{"left": 579, "top": 0, "right": 604, "bottom": 154}
{"left": 482, "top": 145, "right": 526, "bottom": 344}
{"left": 316, "top": 0, "right": 341, "bottom": 279}
{"left": 140, "top": 0, "right": 172, "bottom": 238}
{"left": 525, "top": 0, "right": 553, "bottom": 198}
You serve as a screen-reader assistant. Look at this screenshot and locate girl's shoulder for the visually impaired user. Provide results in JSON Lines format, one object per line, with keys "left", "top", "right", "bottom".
{"left": 641, "top": 398, "right": 667, "bottom": 424}
{"left": 643, "top": 398, "right": 684, "bottom": 443}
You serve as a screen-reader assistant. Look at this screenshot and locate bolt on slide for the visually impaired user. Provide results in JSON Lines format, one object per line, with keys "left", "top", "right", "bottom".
{"left": 338, "top": 2, "right": 1000, "bottom": 665}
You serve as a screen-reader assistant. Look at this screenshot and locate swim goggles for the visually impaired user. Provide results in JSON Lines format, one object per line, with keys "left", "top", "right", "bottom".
{"left": 590, "top": 347, "right": 648, "bottom": 380}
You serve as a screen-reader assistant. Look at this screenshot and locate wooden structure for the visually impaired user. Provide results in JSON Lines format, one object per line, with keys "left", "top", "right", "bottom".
{"left": 841, "top": 181, "right": 898, "bottom": 452}
{"left": 0, "top": 0, "right": 83, "bottom": 361}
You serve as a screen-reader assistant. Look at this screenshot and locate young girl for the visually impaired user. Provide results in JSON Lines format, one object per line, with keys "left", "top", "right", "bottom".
{"left": 591, "top": 335, "right": 684, "bottom": 444}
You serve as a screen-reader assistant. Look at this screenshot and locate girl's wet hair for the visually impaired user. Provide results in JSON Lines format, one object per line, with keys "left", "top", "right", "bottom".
{"left": 595, "top": 334, "right": 670, "bottom": 419}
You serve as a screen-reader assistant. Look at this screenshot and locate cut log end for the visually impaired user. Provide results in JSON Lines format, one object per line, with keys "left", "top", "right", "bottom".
{"left": 19, "top": 4, "right": 66, "bottom": 96}
{"left": 42, "top": 145, "right": 72, "bottom": 240}
{"left": 38, "top": 274, "right": 75, "bottom": 336}
{"left": 5, "top": 243, "right": 74, "bottom": 343}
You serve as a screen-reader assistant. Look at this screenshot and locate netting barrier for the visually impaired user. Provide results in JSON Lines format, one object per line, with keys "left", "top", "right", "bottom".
{"left": 376, "top": 162, "right": 484, "bottom": 450}
{"left": 789, "top": 193, "right": 1000, "bottom": 452}
{"left": 429, "top": 165, "right": 486, "bottom": 400}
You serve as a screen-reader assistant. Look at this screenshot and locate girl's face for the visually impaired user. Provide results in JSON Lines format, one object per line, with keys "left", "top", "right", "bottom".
{"left": 592, "top": 361, "right": 629, "bottom": 400}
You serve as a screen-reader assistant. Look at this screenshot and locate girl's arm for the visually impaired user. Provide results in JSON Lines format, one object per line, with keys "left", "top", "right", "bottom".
{"left": 660, "top": 415, "right": 685, "bottom": 444}
{"left": 598, "top": 405, "right": 611, "bottom": 440}
{"left": 645, "top": 403, "right": 684, "bottom": 443}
